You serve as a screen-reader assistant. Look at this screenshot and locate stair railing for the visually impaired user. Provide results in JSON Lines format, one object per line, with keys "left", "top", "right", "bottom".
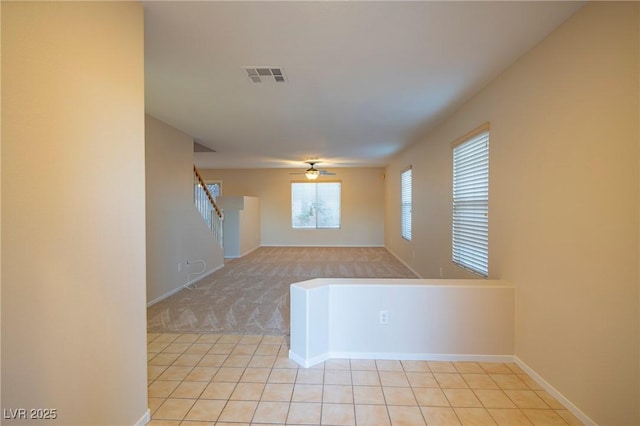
{"left": 193, "top": 165, "right": 223, "bottom": 248}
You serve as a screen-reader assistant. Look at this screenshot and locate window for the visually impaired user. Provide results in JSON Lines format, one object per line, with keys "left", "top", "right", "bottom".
{"left": 291, "top": 182, "right": 341, "bottom": 229}
{"left": 401, "top": 168, "right": 412, "bottom": 240}
{"left": 206, "top": 182, "right": 221, "bottom": 200}
{"left": 452, "top": 125, "right": 489, "bottom": 277}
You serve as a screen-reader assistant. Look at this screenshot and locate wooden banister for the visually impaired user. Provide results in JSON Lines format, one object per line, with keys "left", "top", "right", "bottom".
{"left": 193, "top": 165, "right": 222, "bottom": 218}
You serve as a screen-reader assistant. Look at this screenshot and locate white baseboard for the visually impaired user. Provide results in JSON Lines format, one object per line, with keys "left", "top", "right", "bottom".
{"left": 262, "top": 244, "right": 385, "bottom": 248}
{"left": 514, "top": 357, "right": 596, "bottom": 426}
{"left": 384, "top": 246, "right": 422, "bottom": 278}
{"left": 241, "top": 245, "right": 261, "bottom": 257}
{"left": 134, "top": 409, "right": 150, "bottom": 426}
{"left": 331, "top": 352, "right": 515, "bottom": 363}
{"left": 146, "top": 264, "right": 224, "bottom": 307}
{"left": 290, "top": 351, "right": 514, "bottom": 368}
{"left": 289, "top": 350, "right": 330, "bottom": 368}
{"left": 224, "top": 245, "right": 262, "bottom": 259}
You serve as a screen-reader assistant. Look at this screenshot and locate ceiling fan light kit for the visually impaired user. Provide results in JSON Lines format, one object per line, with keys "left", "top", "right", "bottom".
{"left": 305, "top": 169, "right": 320, "bottom": 180}
{"left": 291, "top": 161, "right": 336, "bottom": 180}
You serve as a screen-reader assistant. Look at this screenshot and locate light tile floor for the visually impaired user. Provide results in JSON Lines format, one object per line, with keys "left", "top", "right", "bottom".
{"left": 147, "top": 333, "right": 583, "bottom": 426}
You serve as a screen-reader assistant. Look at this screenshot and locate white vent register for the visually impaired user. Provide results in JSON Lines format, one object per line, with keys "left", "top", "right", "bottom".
{"left": 243, "top": 66, "right": 287, "bottom": 83}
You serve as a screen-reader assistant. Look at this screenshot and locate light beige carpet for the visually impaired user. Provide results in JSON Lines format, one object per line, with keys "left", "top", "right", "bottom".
{"left": 147, "top": 246, "right": 417, "bottom": 335}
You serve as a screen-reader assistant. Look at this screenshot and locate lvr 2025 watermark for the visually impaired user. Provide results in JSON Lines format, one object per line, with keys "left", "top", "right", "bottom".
{"left": 3, "top": 408, "right": 57, "bottom": 420}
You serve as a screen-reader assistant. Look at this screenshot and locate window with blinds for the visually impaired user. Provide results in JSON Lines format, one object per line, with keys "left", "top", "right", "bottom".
{"left": 452, "top": 127, "right": 489, "bottom": 277}
{"left": 291, "top": 182, "right": 341, "bottom": 229}
{"left": 401, "top": 168, "right": 412, "bottom": 240}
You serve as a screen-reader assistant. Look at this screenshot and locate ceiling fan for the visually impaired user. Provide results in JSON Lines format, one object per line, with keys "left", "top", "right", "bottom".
{"left": 290, "top": 161, "right": 336, "bottom": 180}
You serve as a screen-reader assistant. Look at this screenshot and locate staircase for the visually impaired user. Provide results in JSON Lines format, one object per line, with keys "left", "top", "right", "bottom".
{"left": 193, "top": 165, "right": 223, "bottom": 248}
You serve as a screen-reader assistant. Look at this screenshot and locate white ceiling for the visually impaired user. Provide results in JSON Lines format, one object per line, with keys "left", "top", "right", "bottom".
{"left": 143, "top": 1, "right": 583, "bottom": 170}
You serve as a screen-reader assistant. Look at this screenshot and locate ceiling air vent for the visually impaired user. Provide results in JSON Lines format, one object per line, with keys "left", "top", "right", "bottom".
{"left": 243, "top": 67, "right": 287, "bottom": 83}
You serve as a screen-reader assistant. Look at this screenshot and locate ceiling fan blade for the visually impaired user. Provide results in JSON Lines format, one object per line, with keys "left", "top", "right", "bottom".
{"left": 319, "top": 171, "right": 336, "bottom": 175}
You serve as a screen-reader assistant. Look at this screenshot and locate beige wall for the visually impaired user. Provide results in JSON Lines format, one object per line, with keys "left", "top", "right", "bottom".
{"left": 217, "top": 196, "right": 261, "bottom": 258}
{"left": 200, "top": 167, "right": 385, "bottom": 247}
{"left": 1, "top": 0, "right": 4, "bottom": 409}
{"left": 239, "top": 197, "right": 261, "bottom": 256}
{"left": 1, "top": 3, "right": 148, "bottom": 425}
{"left": 385, "top": 3, "right": 639, "bottom": 423}
{"left": 146, "top": 116, "right": 224, "bottom": 304}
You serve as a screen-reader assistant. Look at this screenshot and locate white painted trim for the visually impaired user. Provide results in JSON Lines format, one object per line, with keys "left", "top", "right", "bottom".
{"left": 289, "top": 350, "right": 330, "bottom": 368}
{"left": 146, "top": 264, "right": 224, "bottom": 307}
{"left": 241, "top": 245, "right": 261, "bottom": 257}
{"left": 331, "top": 352, "right": 515, "bottom": 363}
{"left": 288, "top": 350, "right": 305, "bottom": 367}
{"left": 224, "top": 244, "right": 262, "bottom": 259}
{"left": 384, "top": 246, "right": 422, "bottom": 278}
{"left": 134, "top": 409, "right": 150, "bottom": 426}
{"left": 514, "top": 357, "right": 596, "bottom": 426}
{"left": 185, "top": 264, "right": 222, "bottom": 287}
{"left": 293, "top": 278, "right": 513, "bottom": 290}
{"left": 290, "top": 351, "right": 515, "bottom": 368}
{"left": 262, "top": 244, "right": 386, "bottom": 248}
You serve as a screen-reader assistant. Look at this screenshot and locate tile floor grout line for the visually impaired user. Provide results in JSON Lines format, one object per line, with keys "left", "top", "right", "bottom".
{"left": 376, "top": 360, "right": 394, "bottom": 426}
{"left": 146, "top": 333, "right": 579, "bottom": 426}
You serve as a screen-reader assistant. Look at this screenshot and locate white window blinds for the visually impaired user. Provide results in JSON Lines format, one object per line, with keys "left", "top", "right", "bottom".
{"left": 401, "top": 168, "right": 412, "bottom": 240}
{"left": 452, "top": 129, "right": 489, "bottom": 276}
{"left": 291, "top": 182, "right": 341, "bottom": 229}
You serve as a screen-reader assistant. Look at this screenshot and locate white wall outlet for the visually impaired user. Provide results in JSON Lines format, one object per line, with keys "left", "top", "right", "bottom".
{"left": 379, "top": 310, "right": 389, "bottom": 325}
{"left": 439, "top": 267, "right": 443, "bottom": 278}
{"left": 178, "top": 262, "right": 182, "bottom": 272}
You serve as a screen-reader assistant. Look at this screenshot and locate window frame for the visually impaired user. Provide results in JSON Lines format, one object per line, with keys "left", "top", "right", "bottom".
{"left": 401, "top": 167, "right": 412, "bottom": 241}
{"left": 291, "top": 181, "right": 342, "bottom": 230}
{"left": 205, "top": 180, "right": 222, "bottom": 200}
{"left": 451, "top": 123, "right": 490, "bottom": 277}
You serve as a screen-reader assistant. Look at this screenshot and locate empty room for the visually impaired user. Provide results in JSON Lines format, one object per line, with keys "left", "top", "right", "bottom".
{"left": 2, "top": 1, "right": 639, "bottom": 426}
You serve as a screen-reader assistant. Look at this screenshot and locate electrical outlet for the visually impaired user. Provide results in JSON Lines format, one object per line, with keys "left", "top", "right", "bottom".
{"left": 379, "top": 310, "right": 389, "bottom": 325}
{"left": 178, "top": 263, "right": 182, "bottom": 272}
